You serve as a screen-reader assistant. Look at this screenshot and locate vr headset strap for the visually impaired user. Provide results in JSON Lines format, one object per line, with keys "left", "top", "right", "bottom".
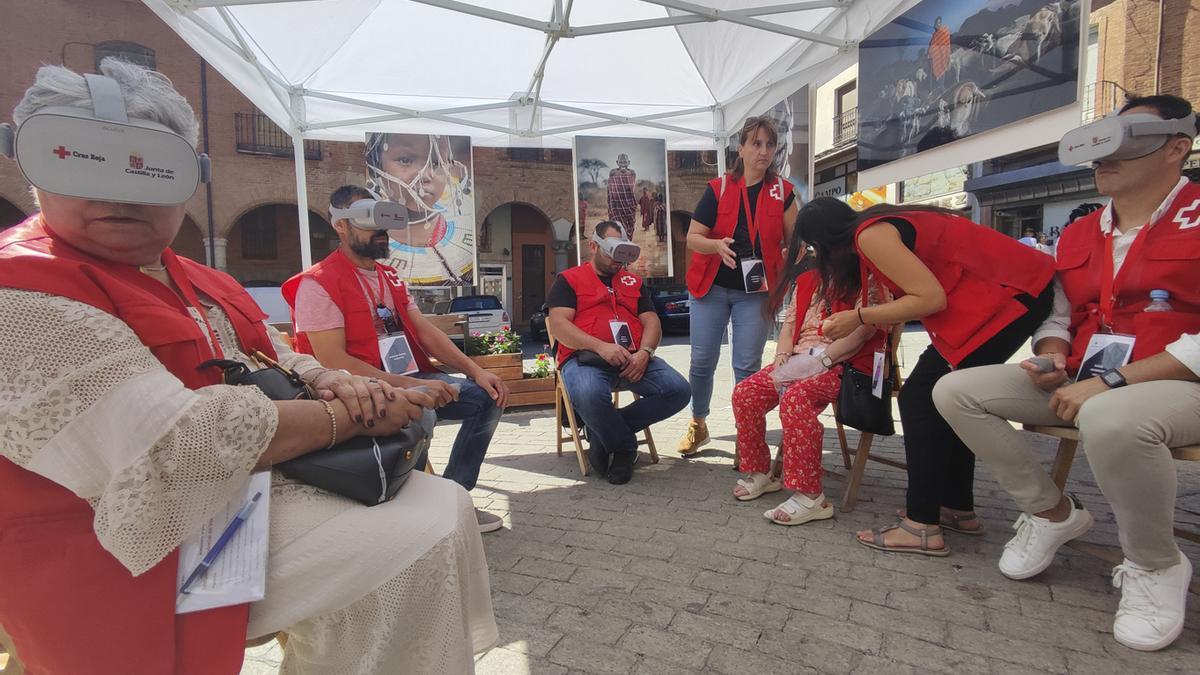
{"left": 1129, "top": 113, "right": 1198, "bottom": 139}
{"left": 84, "top": 74, "right": 128, "bottom": 123}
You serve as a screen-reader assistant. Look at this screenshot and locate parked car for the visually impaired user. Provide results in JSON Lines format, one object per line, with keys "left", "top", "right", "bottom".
{"left": 529, "top": 304, "right": 549, "bottom": 344}
{"left": 242, "top": 281, "right": 293, "bottom": 333}
{"left": 441, "top": 295, "right": 509, "bottom": 335}
{"left": 652, "top": 286, "right": 690, "bottom": 334}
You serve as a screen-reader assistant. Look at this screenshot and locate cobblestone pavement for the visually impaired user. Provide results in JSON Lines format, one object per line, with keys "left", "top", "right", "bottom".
{"left": 245, "top": 330, "right": 1200, "bottom": 674}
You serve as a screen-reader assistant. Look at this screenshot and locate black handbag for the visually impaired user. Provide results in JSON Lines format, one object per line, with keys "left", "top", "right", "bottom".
{"left": 203, "top": 352, "right": 429, "bottom": 506}
{"left": 832, "top": 272, "right": 895, "bottom": 437}
{"left": 835, "top": 362, "right": 895, "bottom": 437}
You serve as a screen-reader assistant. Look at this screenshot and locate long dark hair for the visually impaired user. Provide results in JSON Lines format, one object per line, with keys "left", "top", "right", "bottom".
{"left": 768, "top": 197, "right": 965, "bottom": 315}
{"left": 730, "top": 116, "right": 779, "bottom": 183}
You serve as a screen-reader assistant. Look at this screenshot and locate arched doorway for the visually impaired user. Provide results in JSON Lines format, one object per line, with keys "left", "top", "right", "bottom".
{"left": 479, "top": 202, "right": 569, "bottom": 325}
{"left": 0, "top": 198, "right": 26, "bottom": 231}
{"left": 670, "top": 210, "right": 692, "bottom": 286}
{"left": 225, "top": 204, "right": 333, "bottom": 285}
{"left": 170, "top": 215, "right": 207, "bottom": 265}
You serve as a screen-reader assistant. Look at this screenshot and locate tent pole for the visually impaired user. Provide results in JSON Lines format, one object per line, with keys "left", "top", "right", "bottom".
{"left": 714, "top": 107, "right": 726, "bottom": 176}
{"left": 293, "top": 132, "right": 313, "bottom": 270}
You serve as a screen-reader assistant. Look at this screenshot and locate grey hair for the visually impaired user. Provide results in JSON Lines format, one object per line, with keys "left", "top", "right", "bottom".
{"left": 13, "top": 58, "right": 199, "bottom": 146}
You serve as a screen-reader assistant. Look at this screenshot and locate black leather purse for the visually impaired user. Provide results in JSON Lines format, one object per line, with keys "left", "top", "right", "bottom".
{"left": 834, "top": 361, "right": 895, "bottom": 437}
{"left": 203, "top": 352, "right": 429, "bottom": 506}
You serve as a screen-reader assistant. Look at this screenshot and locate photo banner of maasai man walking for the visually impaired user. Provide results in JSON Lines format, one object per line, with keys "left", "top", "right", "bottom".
{"left": 365, "top": 132, "right": 476, "bottom": 287}
{"left": 573, "top": 135, "right": 672, "bottom": 278}
{"left": 857, "top": 0, "right": 1081, "bottom": 171}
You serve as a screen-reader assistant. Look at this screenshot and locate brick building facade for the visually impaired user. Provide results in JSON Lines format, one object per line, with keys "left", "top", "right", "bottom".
{"left": 0, "top": 0, "right": 717, "bottom": 320}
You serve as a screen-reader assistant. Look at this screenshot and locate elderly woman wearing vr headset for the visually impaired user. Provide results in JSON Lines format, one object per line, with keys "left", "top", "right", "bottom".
{"left": 934, "top": 95, "right": 1200, "bottom": 652}
{"left": 0, "top": 60, "right": 495, "bottom": 673}
{"left": 679, "top": 116, "right": 799, "bottom": 456}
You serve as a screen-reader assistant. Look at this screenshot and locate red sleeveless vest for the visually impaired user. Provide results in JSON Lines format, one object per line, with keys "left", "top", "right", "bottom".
{"left": 790, "top": 270, "right": 889, "bottom": 373}
{"left": 855, "top": 211, "right": 1055, "bottom": 367}
{"left": 0, "top": 215, "right": 273, "bottom": 674}
{"left": 687, "top": 175, "right": 793, "bottom": 298}
{"left": 1056, "top": 181, "right": 1200, "bottom": 372}
{"left": 282, "top": 249, "right": 434, "bottom": 373}
{"left": 555, "top": 264, "right": 645, "bottom": 366}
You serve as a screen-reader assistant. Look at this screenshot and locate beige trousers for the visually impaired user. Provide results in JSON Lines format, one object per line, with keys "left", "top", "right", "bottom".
{"left": 933, "top": 364, "right": 1200, "bottom": 569}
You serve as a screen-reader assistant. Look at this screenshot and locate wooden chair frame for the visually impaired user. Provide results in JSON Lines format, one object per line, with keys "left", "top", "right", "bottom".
{"left": 545, "top": 321, "right": 659, "bottom": 475}
{"left": 1024, "top": 423, "right": 1200, "bottom": 592}
{"left": 832, "top": 328, "right": 907, "bottom": 512}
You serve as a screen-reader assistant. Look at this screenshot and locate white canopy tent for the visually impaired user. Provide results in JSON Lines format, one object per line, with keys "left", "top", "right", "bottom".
{"left": 145, "top": 0, "right": 918, "bottom": 267}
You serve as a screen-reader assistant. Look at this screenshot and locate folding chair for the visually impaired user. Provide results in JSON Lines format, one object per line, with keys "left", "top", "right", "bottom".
{"left": 1023, "top": 423, "right": 1200, "bottom": 593}
{"left": 834, "top": 328, "right": 907, "bottom": 512}
{"left": 546, "top": 321, "right": 658, "bottom": 476}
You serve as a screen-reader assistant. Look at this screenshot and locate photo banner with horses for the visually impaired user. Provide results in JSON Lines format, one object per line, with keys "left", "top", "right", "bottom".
{"left": 857, "top": 0, "right": 1082, "bottom": 171}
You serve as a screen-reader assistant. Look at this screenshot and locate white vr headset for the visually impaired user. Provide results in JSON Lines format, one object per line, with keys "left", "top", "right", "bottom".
{"left": 591, "top": 226, "right": 641, "bottom": 264}
{"left": 1059, "top": 111, "right": 1198, "bottom": 165}
{"left": 0, "top": 73, "right": 210, "bottom": 205}
{"left": 329, "top": 198, "right": 409, "bottom": 230}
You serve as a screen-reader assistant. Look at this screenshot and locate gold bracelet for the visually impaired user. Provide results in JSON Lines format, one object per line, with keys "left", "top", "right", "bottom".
{"left": 320, "top": 400, "right": 337, "bottom": 449}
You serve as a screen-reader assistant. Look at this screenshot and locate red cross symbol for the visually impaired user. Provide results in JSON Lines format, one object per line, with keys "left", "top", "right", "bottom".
{"left": 53, "top": 146, "right": 70, "bottom": 159}
{"left": 1172, "top": 198, "right": 1200, "bottom": 230}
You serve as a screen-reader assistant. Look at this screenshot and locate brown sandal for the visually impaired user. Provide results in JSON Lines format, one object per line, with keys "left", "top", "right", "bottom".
{"left": 895, "top": 509, "right": 987, "bottom": 536}
{"left": 857, "top": 520, "right": 951, "bottom": 557}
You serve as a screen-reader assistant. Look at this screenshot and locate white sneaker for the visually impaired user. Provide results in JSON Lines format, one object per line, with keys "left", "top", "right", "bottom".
{"left": 1112, "top": 553, "right": 1192, "bottom": 651}
{"left": 998, "top": 494, "right": 1093, "bottom": 580}
{"left": 476, "top": 508, "right": 504, "bottom": 534}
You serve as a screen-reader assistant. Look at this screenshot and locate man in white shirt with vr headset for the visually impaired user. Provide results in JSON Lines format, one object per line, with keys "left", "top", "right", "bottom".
{"left": 547, "top": 221, "right": 691, "bottom": 485}
{"left": 935, "top": 94, "right": 1200, "bottom": 652}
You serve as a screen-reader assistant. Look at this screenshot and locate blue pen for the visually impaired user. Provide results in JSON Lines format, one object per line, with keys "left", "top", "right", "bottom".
{"left": 177, "top": 491, "right": 263, "bottom": 600}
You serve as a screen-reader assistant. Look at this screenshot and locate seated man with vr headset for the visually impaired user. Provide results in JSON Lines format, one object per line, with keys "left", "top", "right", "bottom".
{"left": 547, "top": 220, "right": 691, "bottom": 484}
{"left": 933, "top": 95, "right": 1200, "bottom": 652}
{"left": 283, "top": 184, "right": 509, "bottom": 534}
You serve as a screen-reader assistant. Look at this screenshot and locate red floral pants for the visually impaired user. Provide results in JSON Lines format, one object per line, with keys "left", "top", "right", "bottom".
{"left": 732, "top": 365, "right": 842, "bottom": 493}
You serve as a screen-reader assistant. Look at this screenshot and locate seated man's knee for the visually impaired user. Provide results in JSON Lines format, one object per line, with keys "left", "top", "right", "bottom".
{"left": 417, "top": 407, "right": 438, "bottom": 438}
{"left": 931, "top": 369, "right": 974, "bottom": 418}
{"left": 1077, "top": 396, "right": 1153, "bottom": 468}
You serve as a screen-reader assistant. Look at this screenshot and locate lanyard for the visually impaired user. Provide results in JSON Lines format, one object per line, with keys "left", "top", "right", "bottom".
{"left": 1099, "top": 225, "right": 1151, "bottom": 329}
{"left": 354, "top": 266, "right": 389, "bottom": 309}
{"left": 163, "top": 253, "right": 226, "bottom": 360}
{"left": 740, "top": 180, "right": 770, "bottom": 258}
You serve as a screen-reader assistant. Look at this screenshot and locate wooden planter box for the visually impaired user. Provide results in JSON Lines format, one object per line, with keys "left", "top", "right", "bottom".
{"left": 467, "top": 353, "right": 556, "bottom": 408}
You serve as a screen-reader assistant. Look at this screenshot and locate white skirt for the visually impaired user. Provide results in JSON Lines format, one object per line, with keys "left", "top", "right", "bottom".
{"left": 247, "top": 471, "right": 497, "bottom": 674}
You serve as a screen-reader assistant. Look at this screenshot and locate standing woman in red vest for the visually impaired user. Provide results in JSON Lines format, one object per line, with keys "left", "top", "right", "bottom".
{"left": 0, "top": 61, "right": 496, "bottom": 673}
{"left": 799, "top": 198, "right": 1056, "bottom": 555}
{"left": 678, "top": 117, "right": 799, "bottom": 455}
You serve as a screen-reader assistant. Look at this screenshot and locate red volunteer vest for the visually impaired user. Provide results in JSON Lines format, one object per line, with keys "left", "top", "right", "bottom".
{"left": 0, "top": 215, "right": 272, "bottom": 674}
{"left": 687, "top": 175, "right": 793, "bottom": 298}
{"left": 855, "top": 211, "right": 1055, "bottom": 367}
{"left": 790, "top": 271, "right": 888, "bottom": 373}
{"left": 282, "top": 249, "right": 434, "bottom": 373}
{"left": 555, "top": 264, "right": 645, "bottom": 366}
{"left": 1056, "top": 181, "right": 1200, "bottom": 372}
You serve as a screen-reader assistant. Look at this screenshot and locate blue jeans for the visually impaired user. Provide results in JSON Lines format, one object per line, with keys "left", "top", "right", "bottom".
{"left": 411, "top": 372, "right": 502, "bottom": 491}
{"left": 560, "top": 357, "right": 691, "bottom": 456}
{"left": 688, "top": 285, "right": 770, "bottom": 419}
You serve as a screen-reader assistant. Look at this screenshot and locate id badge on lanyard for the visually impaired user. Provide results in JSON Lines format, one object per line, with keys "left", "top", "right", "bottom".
{"left": 740, "top": 182, "right": 769, "bottom": 293}
{"left": 606, "top": 288, "right": 634, "bottom": 349}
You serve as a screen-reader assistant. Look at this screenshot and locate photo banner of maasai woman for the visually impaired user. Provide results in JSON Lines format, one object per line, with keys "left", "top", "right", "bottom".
{"left": 573, "top": 135, "right": 672, "bottom": 278}
{"left": 365, "top": 132, "right": 476, "bottom": 287}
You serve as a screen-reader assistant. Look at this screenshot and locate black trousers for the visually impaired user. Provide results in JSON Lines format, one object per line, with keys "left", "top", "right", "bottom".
{"left": 901, "top": 282, "right": 1055, "bottom": 524}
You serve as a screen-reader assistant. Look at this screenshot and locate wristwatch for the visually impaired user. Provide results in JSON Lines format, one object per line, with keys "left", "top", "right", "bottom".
{"left": 639, "top": 346, "right": 656, "bottom": 358}
{"left": 1099, "top": 368, "right": 1128, "bottom": 389}
{"left": 820, "top": 354, "right": 835, "bottom": 369}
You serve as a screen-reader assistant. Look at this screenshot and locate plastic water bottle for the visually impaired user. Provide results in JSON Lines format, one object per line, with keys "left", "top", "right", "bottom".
{"left": 1144, "top": 289, "right": 1173, "bottom": 313}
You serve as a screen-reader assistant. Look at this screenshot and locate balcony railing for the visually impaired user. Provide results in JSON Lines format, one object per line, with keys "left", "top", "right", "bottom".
{"left": 1081, "top": 80, "right": 1128, "bottom": 123}
{"left": 235, "top": 112, "right": 321, "bottom": 160}
{"left": 833, "top": 107, "right": 858, "bottom": 147}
